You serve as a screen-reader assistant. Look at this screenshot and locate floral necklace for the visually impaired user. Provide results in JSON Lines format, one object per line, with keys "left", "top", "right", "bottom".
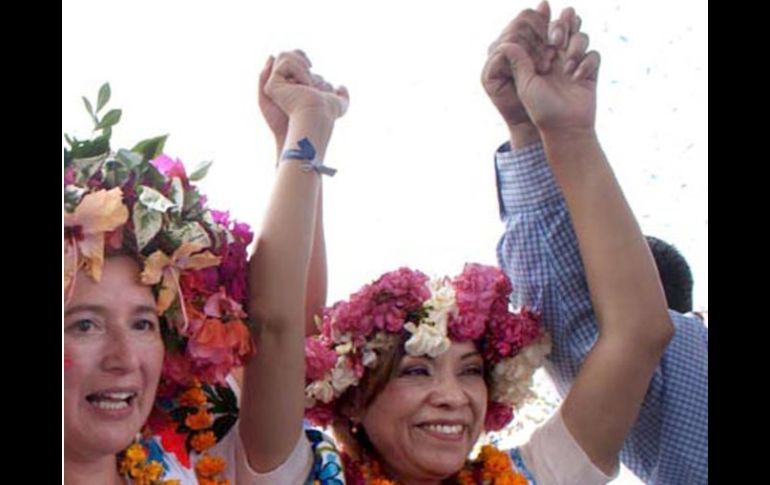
{"left": 118, "top": 380, "right": 232, "bottom": 485}
{"left": 348, "top": 444, "right": 529, "bottom": 485}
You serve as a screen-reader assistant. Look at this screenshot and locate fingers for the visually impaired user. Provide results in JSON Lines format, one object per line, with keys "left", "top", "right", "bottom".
{"left": 563, "top": 32, "right": 589, "bottom": 75}
{"left": 549, "top": 7, "right": 579, "bottom": 48}
{"left": 272, "top": 50, "right": 313, "bottom": 86}
{"left": 573, "top": 50, "right": 600, "bottom": 81}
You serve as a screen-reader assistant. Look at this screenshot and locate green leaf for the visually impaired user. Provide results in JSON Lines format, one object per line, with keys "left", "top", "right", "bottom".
{"left": 188, "top": 160, "right": 213, "bottom": 182}
{"left": 132, "top": 202, "right": 163, "bottom": 250}
{"left": 167, "top": 222, "right": 211, "bottom": 249}
{"left": 96, "top": 109, "right": 122, "bottom": 130}
{"left": 72, "top": 152, "right": 108, "bottom": 181}
{"left": 82, "top": 96, "right": 98, "bottom": 125}
{"left": 64, "top": 185, "right": 87, "bottom": 211}
{"left": 169, "top": 177, "right": 185, "bottom": 213}
{"left": 116, "top": 148, "right": 143, "bottom": 170}
{"left": 182, "top": 188, "right": 202, "bottom": 214}
{"left": 204, "top": 383, "right": 238, "bottom": 414}
{"left": 218, "top": 385, "right": 238, "bottom": 410}
{"left": 96, "top": 83, "right": 110, "bottom": 112}
{"left": 211, "top": 414, "right": 238, "bottom": 441}
{"left": 131, "top": 135, "right": 169, "bottom": 161}
{"left": 137, "top": 186, "right": 176, "bottom": 212}
{"left": 169, "top": 406, "right": 196, "bottom": 424}
{"left": 101, "top": 159, "right": 131, "bottom": 188}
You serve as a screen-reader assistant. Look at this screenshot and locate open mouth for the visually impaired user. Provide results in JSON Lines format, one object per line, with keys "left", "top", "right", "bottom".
{"left": 85, "top": 391, "right": 138, "bottom": 411}
{"left": 417, "top": 422, "right": 467, "bottom": 440}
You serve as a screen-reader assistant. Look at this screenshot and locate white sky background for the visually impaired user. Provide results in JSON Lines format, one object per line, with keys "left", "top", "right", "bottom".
{"left": 63, "top": 2, "right": 707, "bottom": 482}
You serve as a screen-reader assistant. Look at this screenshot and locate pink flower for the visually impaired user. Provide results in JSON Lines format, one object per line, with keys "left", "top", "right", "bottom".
{"left": 369, "top": 268, "right": 430, "bottom": 332}
{"left": 483, "top": 308, "right": 542, "bottom": 363}
{"left": 151, "top": 154, "right": 188, "bottom": 182}
{"left": 305, "top": 401, "right": 336, "bottom": 427}
{"left": 162, "top": 352, "right": 195, "bottom": 387}
{"left": 484, "top": 400, "right": 514, "bottom": 431}
{"left": 210, "top": 210, "right": 230, "bottom": 227}
{"left": 327, "top": 291, "right": 376, "bottom": 341}
{"left": 203, "top": 288, "right": 247, "bottom": 321}
{"left": 64, "top": 166, "right": 76, "bottom": 185}
{"left": 450, "top": 264, "right": 512, "bottom": 341}
{"left": 305, "top": 337, "right": 339, "bottom": 381}
{"left": 208, "top": 211, "right": 253, "bottom": 305}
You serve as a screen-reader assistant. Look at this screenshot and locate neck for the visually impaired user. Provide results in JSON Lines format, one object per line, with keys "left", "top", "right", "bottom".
{"left": 64, "top": 450, "right": 123, "bottom": 485}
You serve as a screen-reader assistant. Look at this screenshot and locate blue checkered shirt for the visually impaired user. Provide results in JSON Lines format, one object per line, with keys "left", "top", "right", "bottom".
{"left": 495, "top": 141, "right": 708, "bottom": 485}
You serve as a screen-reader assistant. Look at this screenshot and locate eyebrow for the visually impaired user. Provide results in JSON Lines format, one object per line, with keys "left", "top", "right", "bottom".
{"left": 404, "top": 350, "right": 482, "bottom": 363}
{"left": 64, "top": 304, "right": 158, "bottom": 318}
{"left": 461, "top": 351, "right": 482, "bottom": 361}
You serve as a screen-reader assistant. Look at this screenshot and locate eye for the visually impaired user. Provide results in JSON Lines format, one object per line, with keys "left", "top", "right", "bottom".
{"left": 400, "top": 366, "right": 430, "bottom": 377}
{"left": 66, "top": 319, "right": 98, "bottom": 334}
{"left": 461, "top": 365, "right": 484, "bottom": 376}
{"left": 133, "top": 319, "right": 158, "bottom": 332}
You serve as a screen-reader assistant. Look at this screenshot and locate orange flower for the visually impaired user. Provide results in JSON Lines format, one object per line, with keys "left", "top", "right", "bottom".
{"left": 456, "top": 469, "right": 476, "bottom": 485}
{"left": 195, "top": 454, "right": 226, "bottom": 478}
{"left": 482, "top": 451, "right": 511, "bottom": 479}
{"left": 64, "top": 188, "right": 129, "bottom": 294}
{"left": 494, "top": 473, "right": 529, "bottom": 485}
{"left": 141, "top": 243, "right": 221, "bottom": 316}
{"left": 179, "top": 386, "right": 207, "bottom": 407}
{"left": 119, "top": 443, "right": 147, "bottom": 475}
{"left": 191, "top": 431, "right": 217, "bottom": 452}
{"left": 132, "top": 461, "right": 165, "bottom": 485}
{"left": 185, "top": 409, "right": 213, "bottom": 430}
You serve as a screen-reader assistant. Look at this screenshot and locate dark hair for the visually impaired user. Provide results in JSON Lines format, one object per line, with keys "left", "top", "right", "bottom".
{"left": 646, "top": 236, "right": 694, "bottom": 313}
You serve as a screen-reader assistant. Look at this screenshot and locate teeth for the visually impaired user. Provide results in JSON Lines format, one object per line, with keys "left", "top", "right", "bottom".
{"left": 91, "top": 400, "right": 129, "bottom": 410}
{"left": 101, "top": 392, "right": 134, "bottom": 400}
{"left": 423, "top": 424, "right": 463, "bottom": 435}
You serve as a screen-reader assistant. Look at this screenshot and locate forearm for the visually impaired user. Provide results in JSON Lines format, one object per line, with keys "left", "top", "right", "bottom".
{"left": 542, "top": 130, "right": 671, "bottom": 342}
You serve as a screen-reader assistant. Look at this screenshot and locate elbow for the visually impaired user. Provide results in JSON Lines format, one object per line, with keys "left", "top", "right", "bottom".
{"left": 635, "top": 310, "right": 675, "bottom": 356}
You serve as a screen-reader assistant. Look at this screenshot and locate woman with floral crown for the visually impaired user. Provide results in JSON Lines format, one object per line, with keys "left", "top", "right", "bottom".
{"left": 248, "top": 4, "right": 673, "bottom": 484}
{"left": 63, "top": 45, "right": 349, "bottom": 484}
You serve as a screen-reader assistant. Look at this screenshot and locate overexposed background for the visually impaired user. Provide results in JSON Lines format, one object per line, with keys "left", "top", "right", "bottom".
{"left": 63, "top": 2, "right": 708, "bottom": 482}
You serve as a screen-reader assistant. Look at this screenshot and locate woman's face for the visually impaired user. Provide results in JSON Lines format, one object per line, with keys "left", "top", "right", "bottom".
{"left": 63, "top": 256, "right": 164, "bottom": 460}
{"left": 361, "top": 340, "right": 487, "bottom": 483}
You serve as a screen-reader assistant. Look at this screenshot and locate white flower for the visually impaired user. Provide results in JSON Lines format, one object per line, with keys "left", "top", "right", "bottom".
{"left": 490, "top": 334, "right": 552, "bottom": 407}
{"left": 331, "top": 358, "right": 359, "bottom": 393}
{"left": 362, "top": 331, "right": 394, "bottom": 367}
{"left": 335, "top": 341, "right": 353, "bottom": 355}
{"left": 424, "top": 278, "right": 458, "bottom": 331}
{"left": 404, "top": 321, "right": 451, "bottom": 358}
{"left": 305, "top": 380, "right": 335, "bottom": 405}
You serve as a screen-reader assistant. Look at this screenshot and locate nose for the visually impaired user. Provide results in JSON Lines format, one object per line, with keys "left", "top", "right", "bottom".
{"left": 429, "top": 372, "right": 471, "bottom": 408}
{"left": 101, "top": 326, "right": 140, "bottom": 374}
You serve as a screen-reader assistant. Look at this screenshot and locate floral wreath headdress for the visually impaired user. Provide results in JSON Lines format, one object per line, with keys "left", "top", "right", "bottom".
{"left": 303, "top": 263, "right": 551, "bottom": 432}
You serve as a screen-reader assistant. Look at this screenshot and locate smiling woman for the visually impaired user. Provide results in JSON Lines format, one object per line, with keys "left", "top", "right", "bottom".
{"left": 64, "top": 256, "right": 165, "bottom": 463}
{"left": 62, "top": 84, "right": 258, "bottom": 485}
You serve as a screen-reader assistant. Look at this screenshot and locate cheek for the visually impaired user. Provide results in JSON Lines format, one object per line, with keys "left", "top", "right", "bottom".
{"left": 364, "top": 384, "right": 423, "bottom": 440}
{"left": 144, "top": 341, "right": 166, "bottom": 383}
{"left": 469, "top": 379, "right": 488, "bottom": 433}
{"left": 63, "top": 343, "right": 91, "bottom": 388}
{"left": 471, "top": 378, "right": 488, "bottom": 407}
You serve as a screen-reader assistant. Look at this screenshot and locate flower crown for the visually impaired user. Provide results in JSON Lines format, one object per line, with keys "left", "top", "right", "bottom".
{"left": 64, "top": 83, "right": 254, "bottom": 470}
{"left": 304, "top": 264, "right": 551, "bottom": 432}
